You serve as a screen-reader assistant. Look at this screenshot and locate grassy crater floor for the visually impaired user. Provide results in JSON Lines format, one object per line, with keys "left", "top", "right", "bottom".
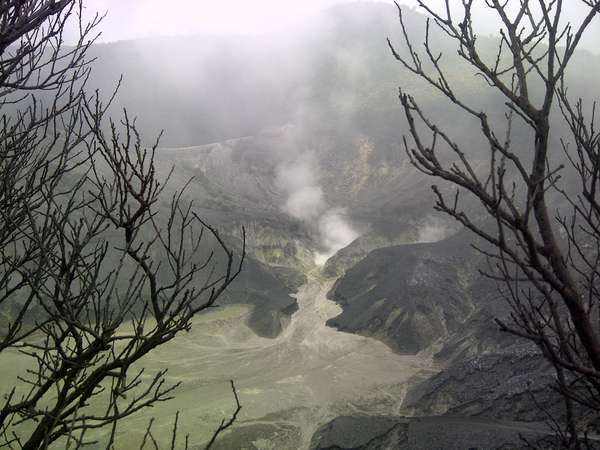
{"left": 1, "top": 280, "right": 432, "bottom": 449}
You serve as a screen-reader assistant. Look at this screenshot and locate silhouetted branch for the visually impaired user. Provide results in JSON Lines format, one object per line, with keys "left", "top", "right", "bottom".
{"left": 391, "top": 0, "right": 600, "bottom": 447}
{"left": 0, "top": 1, "right": 246, "bottom": 447}
{"left": 204, "top": 380, "right": 242, "bottom": 450}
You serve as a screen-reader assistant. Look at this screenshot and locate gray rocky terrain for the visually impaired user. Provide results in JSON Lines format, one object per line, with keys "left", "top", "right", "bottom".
{"left": 309, "top": 415, "right": 557, "bottom": 450}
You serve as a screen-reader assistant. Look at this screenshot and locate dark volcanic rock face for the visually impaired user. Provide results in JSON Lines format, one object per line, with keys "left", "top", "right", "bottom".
{"left": 310, "top": 416, "right": 409, "bottom": 450}
{"left": 149, "top": 145, "right": 314, "bottom": 338}
{"left": 326, "top": 236, "right": 477, "bottom": 354}
{"left": 325, "top": 228, "right": 564, "bottom": 425}
{"left": 209, "top": 422, "right": 303, "bottom": 450}
{"left": 309, "top": 416, "right": 552, "bottom": 450}
{"left": 403, "top": 345, "right": 557, "bottom": 421}
{"left": 224, "top": 256, "right": 300, "bottom": 338}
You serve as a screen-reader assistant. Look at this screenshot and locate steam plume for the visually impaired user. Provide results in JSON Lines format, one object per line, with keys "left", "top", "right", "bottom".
{"left": 276, "top": 152, "right": 358, "bottom": 265}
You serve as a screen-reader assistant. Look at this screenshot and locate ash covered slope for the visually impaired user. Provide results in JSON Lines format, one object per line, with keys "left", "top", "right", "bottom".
{"left": 317, "top": 229, "right": 561, "bottom": 448}
{"left": 309, "top": 416, "right": 551, "bottom": 450}
{"left": 325, "top": 228, "right": 517, "bottom": 355}
{"left": 326, "top": 235, "right": 478, "bottom": 354}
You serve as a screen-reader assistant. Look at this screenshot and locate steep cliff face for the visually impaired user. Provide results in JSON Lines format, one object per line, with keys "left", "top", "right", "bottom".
{"left": 400, "top": 290, "right": 562, "bottom": 422}
{"left": 221, "top": 255, "right": 299, "bottom": 338}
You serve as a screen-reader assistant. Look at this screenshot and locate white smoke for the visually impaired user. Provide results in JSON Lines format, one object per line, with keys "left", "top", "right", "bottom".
{"left": 417, "top": 217, "right": 450, "bottom": 243}
{"left": 276, "top": 152, "right": 358, "bottom": 266}
{"left": 277, "top": 152, "right": 324, "bottom": 220}
{"left": 314, "top": 208, "right": 358, "bottom": 266}
{"left": 285, "top": 186, "right": 324, "bottom": 222}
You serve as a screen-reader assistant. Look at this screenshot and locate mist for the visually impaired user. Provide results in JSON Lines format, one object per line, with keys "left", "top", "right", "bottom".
{"left": 76, "top": 0, "right": 396, "bottom": 41}
{"left": 417, "top": 216, "right": 451, "bottom": 243}
{"left": 276, "top": 152, "right": 359, "bottom": 265}
{"left": 315, "top": 209, "right": 359, "bottom": 265}
{"left": 78, "top": 1, "right": 600, "bottom": 54}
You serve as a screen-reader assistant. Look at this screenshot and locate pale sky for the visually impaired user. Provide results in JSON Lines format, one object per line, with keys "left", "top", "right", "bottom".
{"left": 78, "top": 0, "right": 599, "bottom": 53}
{"left": 81, "top": 0, "right": 402, "bottom": 41}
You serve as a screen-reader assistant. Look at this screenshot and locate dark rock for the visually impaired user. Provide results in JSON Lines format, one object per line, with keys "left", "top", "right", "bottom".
{"left": 326, "top": 234, "right": 479, "bottom": 353}
{"left": 269, "top": 266, "right": 308, "bottom": 292}
{"left": 310, "top": 416, "right": 554, "bottom": 450}
{"left": 403, "top": 345, "right": 559, "bottom": 421}
{"left": 208, "top": 422, "right": 302, "bottom": 450}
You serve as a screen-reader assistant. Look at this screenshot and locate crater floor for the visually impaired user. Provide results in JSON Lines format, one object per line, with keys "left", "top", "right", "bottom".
{"left": 0, "top": 277, "right": 433, "bottom": 449}
{"left": 118, "top": 277, "right": 432, "bottom": 449}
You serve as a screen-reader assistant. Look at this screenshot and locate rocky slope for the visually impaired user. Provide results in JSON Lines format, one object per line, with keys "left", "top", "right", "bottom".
{"left": 322, "top": 227, "right": 566, "bottom": 431}
{"left": 309, "top": 415, "right": 555, "bottom": 450}
{"left": 326, "top": 232, "right": 481, "bottom": 354}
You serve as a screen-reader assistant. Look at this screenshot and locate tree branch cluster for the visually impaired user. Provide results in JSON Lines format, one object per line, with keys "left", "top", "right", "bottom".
{"left": 390, "top": 1, "right": 600, "bottom": 447}
{"left": 0, "top": 2, "right": 245, "bottom": 448}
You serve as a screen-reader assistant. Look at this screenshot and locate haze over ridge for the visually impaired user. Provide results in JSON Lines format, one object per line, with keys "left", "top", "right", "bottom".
{"left": 77, "top": 0, "right": 600, "bottom": 54}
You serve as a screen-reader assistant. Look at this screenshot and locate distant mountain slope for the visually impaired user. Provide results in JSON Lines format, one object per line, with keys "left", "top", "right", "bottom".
{"left": 84, "top": 3, "right": 600, "bottom": 257}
